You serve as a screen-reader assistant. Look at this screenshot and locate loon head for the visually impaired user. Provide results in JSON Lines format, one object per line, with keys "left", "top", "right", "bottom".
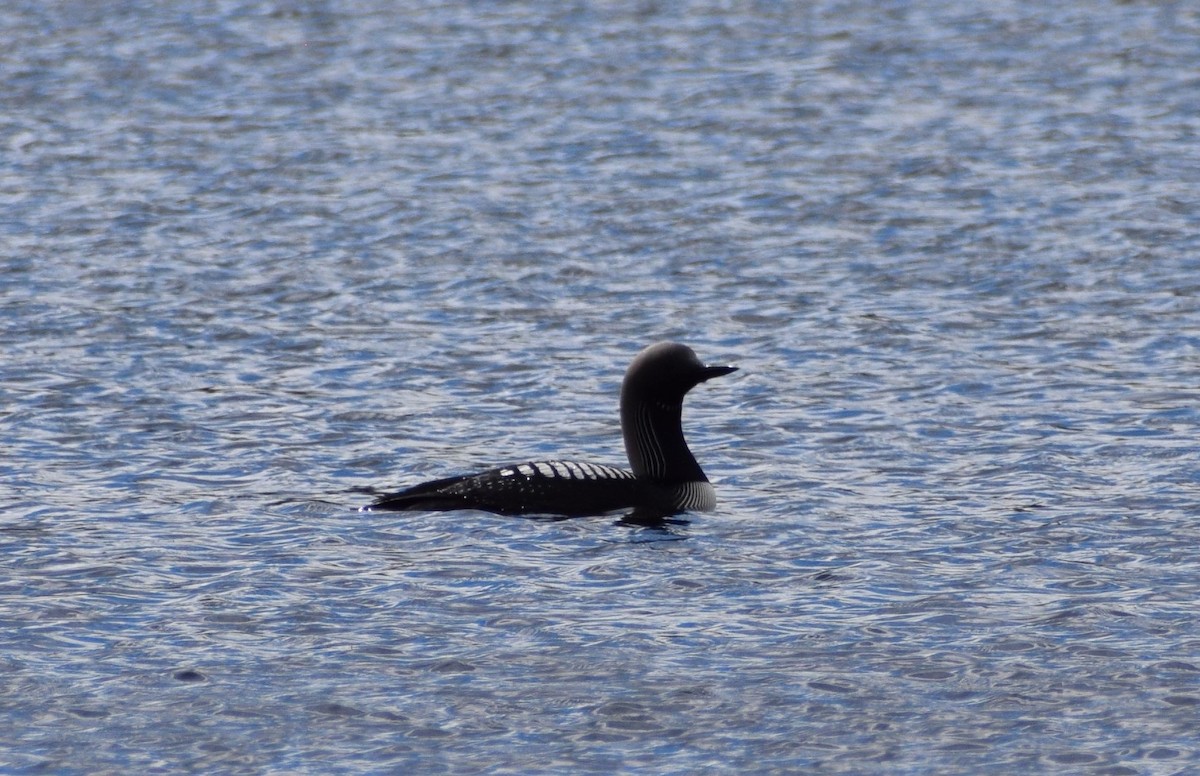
{"left": 619, "top": 342, "right": 737, "bottom": 481}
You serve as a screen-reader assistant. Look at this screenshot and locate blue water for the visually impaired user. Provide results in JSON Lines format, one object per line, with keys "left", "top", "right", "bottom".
{"left": 4, "top": 1, "right": 1200, "bottom": 773}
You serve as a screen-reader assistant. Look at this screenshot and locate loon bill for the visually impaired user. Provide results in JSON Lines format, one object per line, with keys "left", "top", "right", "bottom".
{"left": 364, "top": 341, "right": 738, "bottom": 517}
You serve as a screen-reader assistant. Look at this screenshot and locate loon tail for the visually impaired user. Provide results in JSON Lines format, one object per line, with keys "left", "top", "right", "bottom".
{"left": 365, "top": 473, "right": 477, "bottom": 512}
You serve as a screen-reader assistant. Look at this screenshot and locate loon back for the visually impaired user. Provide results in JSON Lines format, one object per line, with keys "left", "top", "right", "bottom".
{"left": 365, "top": 342, "right": 736, "bottom": 517}
{"left": 366, "top": 460, "right": 715, "bottom": 517}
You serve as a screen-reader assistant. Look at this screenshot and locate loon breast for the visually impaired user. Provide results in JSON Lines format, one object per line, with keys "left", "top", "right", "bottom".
{"left": 364, "top": 342, "right": 737, "bottom": 518}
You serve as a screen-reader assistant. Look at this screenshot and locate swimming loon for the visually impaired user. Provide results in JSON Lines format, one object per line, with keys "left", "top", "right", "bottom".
{"left": 365, "top": 342, "right": 737, "bottom": 517}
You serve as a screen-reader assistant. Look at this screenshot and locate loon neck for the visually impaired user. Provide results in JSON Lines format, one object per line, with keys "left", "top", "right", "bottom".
{"left": 620, "top": 397, "right": 707, "bottom": 483}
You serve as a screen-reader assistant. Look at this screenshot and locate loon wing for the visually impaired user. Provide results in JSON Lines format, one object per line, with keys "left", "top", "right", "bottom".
{"left": 366, "top": 460, "right": 645, "bottom": 517}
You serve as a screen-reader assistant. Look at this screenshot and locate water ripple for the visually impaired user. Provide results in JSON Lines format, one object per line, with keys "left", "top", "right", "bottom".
{"left": 4, "top": 0, "right": 1200, "bottom": 773}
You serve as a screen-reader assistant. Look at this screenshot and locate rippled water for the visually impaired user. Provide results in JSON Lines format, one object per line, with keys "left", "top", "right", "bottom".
{"left": 3, "top": 1, "right": 1199, "bottom": 773}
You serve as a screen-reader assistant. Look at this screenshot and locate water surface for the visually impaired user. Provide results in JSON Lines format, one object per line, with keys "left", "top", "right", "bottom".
{"left": 3, "top": 1, "right": 1199, "bottom": 773}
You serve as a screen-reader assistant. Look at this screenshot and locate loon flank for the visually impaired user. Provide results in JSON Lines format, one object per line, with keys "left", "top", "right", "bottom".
{"left": 365, "top": 342, "right": 738, "bottom": 517}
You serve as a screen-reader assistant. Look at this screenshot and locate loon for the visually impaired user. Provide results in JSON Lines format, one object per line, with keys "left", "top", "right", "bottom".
{"left": 365, "top": 342, "right": 737, "bottom": 517}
